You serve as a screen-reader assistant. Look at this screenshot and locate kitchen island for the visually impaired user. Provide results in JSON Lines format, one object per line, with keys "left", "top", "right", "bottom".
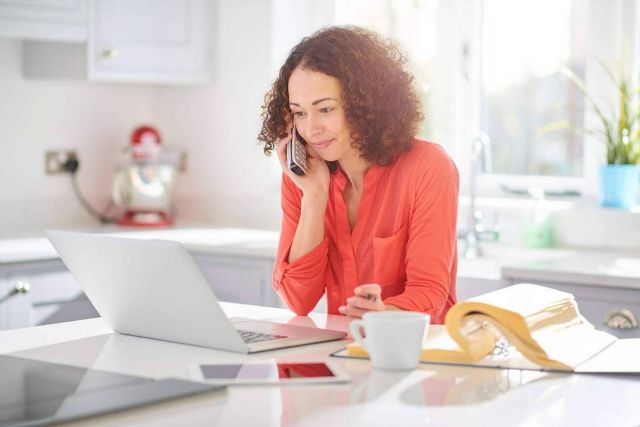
{"left": 1, "top": 301, "right": 639, "bottom": 427}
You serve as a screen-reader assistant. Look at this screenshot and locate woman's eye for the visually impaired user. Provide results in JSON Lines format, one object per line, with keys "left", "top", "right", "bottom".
{"left": 292, "top": 111, "right": 305, "bottom": 117}
{"left": 320, "top": 107, "right": 334, "bottom": 113}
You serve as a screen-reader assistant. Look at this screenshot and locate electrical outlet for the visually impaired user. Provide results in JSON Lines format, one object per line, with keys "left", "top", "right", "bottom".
{"left": 45, "top": 150, "right": 78, "bottom": 174}
{"left": 179, "top": 152, "right": 188, "bottom": 172}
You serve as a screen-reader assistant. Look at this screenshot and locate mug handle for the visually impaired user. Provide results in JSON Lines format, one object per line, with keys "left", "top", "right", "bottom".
{"left": 349, "top": 320, "right": 368, "bottom": 351}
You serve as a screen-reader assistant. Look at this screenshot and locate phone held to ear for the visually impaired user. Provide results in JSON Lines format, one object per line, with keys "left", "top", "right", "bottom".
{"left": 287, "top": 126, "right": 308, "bottom": 176}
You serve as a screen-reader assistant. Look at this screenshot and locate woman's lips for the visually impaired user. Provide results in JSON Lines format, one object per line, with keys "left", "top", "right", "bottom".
{"left": 310, "top": 138, "right": 335, "bottom": 150}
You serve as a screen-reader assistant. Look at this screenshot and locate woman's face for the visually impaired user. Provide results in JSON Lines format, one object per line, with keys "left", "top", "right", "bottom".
{"left": 288, "top": 67, "right": 356, "bottom": 162}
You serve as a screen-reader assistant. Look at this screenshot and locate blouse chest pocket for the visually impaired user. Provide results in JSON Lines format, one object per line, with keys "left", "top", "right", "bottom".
{"left": 372, "top": 225, "right": 408, "bottom": 288}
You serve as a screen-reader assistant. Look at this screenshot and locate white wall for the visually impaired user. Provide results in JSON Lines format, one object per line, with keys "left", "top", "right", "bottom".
{"left": 154, "top": 0, "right": 281, "bottom": 230}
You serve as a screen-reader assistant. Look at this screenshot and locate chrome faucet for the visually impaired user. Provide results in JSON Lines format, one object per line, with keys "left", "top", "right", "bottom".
{"left": 463, "top": 132, "right": 493, "bottom": 258}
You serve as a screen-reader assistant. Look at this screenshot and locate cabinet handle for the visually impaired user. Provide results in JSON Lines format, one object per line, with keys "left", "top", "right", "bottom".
{"left": 14, "top": 280, "right": 31, "bottom": 294}
{"left": 603, "top": 308, "right": 639, "bottom": 330}
{"left": 0, "top": 280, "right": 31, "bottom": 304}
{"left": 101, "top": 48, "right": 120, "bottom": 60}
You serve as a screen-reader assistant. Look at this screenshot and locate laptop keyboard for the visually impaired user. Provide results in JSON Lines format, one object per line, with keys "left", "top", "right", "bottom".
{"left": 237, "top": 329, "right": 287, "bottom": 344}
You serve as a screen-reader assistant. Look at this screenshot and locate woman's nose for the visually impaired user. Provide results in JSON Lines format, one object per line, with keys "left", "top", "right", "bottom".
{"left": 306, "top": 113, "right": 323, "bottom": 136}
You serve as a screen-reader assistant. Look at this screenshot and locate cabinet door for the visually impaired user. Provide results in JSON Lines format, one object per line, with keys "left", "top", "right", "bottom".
{"left": 457, "top": 276, "right": 510, "bottom": 301}
{"left": 577, "top": 298, "right": 640, "bottom": 339}
{"left": 0, "top": 276, "right": 32, "bottom": 330}
{"left": 510, "top": 280, "right": 640, "bottom": 339}
{"left": 88, "top": 0, "right": 211, "bottom": 83}
{"left": 21, "top": 267, "right": 93, "bottom": 325}
{"left": 0, "top": 260, "right": 98, "bottom": 330}
{"left": 192, "top": 254, "right": 280, "bottom": 308}
{"left": 0, "top": 0, "right": 87, "bottom": 41}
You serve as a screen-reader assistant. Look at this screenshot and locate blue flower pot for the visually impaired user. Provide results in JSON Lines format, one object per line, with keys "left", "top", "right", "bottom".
{"left": 599, "top": 165, "right": 640, "bottom": 209}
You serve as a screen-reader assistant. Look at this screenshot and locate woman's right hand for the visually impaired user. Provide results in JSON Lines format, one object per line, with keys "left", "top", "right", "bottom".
{"left": 276, "top": 124, "right": 330, "bottom": 201}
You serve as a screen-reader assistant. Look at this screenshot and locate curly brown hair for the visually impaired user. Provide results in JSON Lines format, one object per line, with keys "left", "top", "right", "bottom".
{"left": 257, "top": 26, "right": 424, "bottom": 166}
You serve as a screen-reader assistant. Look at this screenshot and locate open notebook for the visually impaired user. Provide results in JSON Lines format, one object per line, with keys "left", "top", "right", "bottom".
{"left": 334, "top": 284, "right": 640, "bottom": 373}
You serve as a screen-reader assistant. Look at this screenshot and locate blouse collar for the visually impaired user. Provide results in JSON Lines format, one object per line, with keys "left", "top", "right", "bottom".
{"left": 332, "top": 162, "right": 386, "bottom": 192}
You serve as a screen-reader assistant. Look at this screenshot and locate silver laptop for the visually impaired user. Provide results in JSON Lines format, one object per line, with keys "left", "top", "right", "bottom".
{"left": 45, "top": 230, "right": 346, "bottom": 354}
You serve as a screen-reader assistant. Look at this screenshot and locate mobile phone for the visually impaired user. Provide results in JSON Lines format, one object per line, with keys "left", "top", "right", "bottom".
{"left": 188, "top": 360, "right": 349, "bottom": 385}
{"left": 287, "top": 126, "right": 308, "bottom": 176}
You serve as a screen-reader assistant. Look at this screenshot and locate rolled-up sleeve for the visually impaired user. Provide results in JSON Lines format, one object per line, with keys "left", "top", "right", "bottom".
{"left": 383, "top": 147, "right": 459, "bottom": 323}
{"left": 273, "top": 174, "right": 328, "bottom": 316}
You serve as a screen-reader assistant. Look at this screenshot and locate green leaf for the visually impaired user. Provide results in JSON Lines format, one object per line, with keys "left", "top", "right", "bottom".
{"left": 561, "top": 61, "right": 640, "bottom": 165}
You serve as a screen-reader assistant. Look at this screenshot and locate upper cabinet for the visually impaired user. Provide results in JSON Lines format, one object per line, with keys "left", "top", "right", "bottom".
{"left": 0, "top": 0, "right": 88, "bottom": 41}
{"left": 7, "top": 0, "right": 213, "bottom": 84}
{"left": 88, "top": 0, "right": 212, "bottom": 83}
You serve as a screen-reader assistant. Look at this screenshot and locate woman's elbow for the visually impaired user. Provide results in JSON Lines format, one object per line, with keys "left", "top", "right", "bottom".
{"left": 291, "top": 306, "right": 313, "bottom": 316}
{"left": 277, "top": 290, "right": 317, "bottom": 317}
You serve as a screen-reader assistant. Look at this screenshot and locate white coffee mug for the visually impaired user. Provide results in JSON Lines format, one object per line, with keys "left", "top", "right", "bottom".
{"left": 350, "top": 311, "right": 429, "bottom": 370}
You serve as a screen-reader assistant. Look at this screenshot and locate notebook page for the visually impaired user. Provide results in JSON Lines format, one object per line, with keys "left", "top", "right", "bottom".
{"left": 532, "top": 322, "right": 617, "bottom": 369}
{"left": 469, "top": 283, "right": 573, "bottom": 318}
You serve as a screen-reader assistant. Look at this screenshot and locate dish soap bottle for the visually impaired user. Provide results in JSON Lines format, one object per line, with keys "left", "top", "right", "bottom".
{"left": 524, "top": 186, "right": 554, "bottom": 248}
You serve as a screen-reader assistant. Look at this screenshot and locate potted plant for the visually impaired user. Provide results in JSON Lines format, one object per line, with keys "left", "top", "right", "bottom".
{"left": 562, "top": 61, "right": 640, "bottom": 209}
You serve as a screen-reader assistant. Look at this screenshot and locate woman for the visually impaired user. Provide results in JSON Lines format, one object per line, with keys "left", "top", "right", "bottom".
{"left": 257, "top": 26, "right": 459, "bottom": 323}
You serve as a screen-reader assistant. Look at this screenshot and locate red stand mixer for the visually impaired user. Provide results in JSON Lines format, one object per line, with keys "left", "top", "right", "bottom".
{"left": 112, "top": 126, "right": 181, "bottom": 227}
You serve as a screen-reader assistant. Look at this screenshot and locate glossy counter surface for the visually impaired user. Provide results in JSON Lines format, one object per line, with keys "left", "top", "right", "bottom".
{"left": 1, "top": 302, "right": 639, "bottom": 427}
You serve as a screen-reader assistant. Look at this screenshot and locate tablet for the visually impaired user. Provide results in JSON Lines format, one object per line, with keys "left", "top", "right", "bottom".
{"left": 189, "top": 360, "right": 349, "bottom": 385}
{"left": 0, "top": 354, "right": 224, "bottom": 427}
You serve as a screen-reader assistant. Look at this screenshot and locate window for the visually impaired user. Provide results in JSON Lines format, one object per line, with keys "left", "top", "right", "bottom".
{"left": 334, "top": 0, "right": 640, "bottom": 199}
{"left": 481, "top": 0, "right": 587, "bottom": 178}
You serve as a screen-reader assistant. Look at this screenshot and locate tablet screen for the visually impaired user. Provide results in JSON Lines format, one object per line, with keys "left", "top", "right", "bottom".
{"left": 200, "top": 362, "right": 335, "bottom": 380}
{"left": 0, "top": 354, "right": 223, "bottom": 427}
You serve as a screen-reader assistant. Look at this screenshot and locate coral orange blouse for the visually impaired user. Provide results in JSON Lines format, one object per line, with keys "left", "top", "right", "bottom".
{"left": 272, "top": 139, "right": 459, "bottom": 324}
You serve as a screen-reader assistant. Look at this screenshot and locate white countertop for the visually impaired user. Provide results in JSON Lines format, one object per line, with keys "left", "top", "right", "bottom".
{"left": 2, "top": 227, "right": 640, "bottom": 290}
{"left": 1, "top": 303, "right": 639, "bottom": 427}
{"left": 472, "top": 241, "right": 640, "bottom": 289}
{"left": 0, "top": 227, "right": 281, "bottom": 264}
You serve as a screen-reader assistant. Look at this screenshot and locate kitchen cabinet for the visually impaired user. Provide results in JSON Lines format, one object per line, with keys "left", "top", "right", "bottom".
{"left": 0, "top": 259, "right": 98, "bottom": 330}
{"left": 20, "top": 0, "right": 213, "bottom": 84}
{"left": 87, "top": 0, "right": 212, "bottom": 83}
{"left": 507, "top": 279, "right": 640, "bottom": 339}
{"left": 0, "top": 276, "right": 31, "bottom": 330}
{"left": 456, "top": 276, "right": 509, "bottom": 301}
{"left": 191, "top": 253, "right": 283, "bottom": 309}
{"left": 0, "top": 0, "right": 87, "bottom": 42}
{"left": 0, "top": 252, "right": 284, "bottom": 331}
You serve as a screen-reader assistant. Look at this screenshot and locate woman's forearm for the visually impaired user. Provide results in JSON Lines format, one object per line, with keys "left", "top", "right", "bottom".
{"left": 288, "top": 195, "right": 328, "bottom": 263}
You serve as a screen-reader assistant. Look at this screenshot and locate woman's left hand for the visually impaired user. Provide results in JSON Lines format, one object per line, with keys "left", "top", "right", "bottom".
{"left": 338, "top": 284, "right": 385, "bottom": 318}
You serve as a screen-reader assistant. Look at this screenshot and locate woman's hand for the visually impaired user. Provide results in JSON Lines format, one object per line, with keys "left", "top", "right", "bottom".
{"left": 338, "top": 284, "right": 386, "bottom": 318}
{"left": 275, "top": 123, "right": 330, "bottom": 201}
